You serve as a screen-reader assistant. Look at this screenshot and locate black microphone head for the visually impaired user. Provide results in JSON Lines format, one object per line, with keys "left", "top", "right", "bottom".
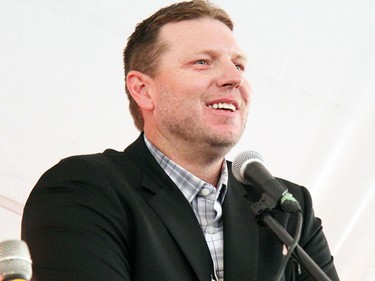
{"left": 0, "top": 240, "right": 32, "bottom": 281}
{"left": 232, "top": 150, "right": 265, "bottom": 184}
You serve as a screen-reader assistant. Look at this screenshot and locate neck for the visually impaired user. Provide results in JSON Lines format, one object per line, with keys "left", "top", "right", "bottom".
{"left": 145, "top": 132, "right": 229, "bottom": 186}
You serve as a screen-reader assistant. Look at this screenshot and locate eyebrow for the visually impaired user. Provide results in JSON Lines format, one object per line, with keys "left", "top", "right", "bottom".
{"left": 194, "top": 49, "right": 248, "bottom": 63}
{"left": 234, "top": 53, "right": 248, "bottom": 63}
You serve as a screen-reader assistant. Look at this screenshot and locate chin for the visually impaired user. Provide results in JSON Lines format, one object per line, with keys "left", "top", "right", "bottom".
{"left": 206, "top": 133, "right": 240, "bottom": 149}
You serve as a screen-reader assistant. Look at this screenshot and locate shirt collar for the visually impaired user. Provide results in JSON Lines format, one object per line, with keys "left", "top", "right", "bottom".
{"left": 144, "top": 135, "right": 228, "bottom": 204}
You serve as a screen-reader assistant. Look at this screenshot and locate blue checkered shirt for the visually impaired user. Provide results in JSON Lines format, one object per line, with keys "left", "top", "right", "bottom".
{"left": 144, "top": 136, "right": 228, "bottom": 281}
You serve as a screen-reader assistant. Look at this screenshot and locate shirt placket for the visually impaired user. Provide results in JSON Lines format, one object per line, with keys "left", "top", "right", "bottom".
{"left": 197, "top": 185, "right": 223, "bottom": 281}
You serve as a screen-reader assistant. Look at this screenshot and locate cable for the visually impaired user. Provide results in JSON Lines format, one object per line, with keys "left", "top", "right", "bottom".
{"left": 273, "top": 210, "right": 303, "bottom": 281}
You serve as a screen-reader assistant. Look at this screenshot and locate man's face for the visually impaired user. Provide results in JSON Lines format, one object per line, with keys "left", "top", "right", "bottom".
{"left": 147, "top": 18, "right": 251, "bottom": 150}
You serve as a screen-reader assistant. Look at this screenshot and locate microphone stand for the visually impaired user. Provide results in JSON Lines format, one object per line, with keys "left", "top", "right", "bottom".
{"left": 252, "top": 199, "right": 332, "bottom": 281}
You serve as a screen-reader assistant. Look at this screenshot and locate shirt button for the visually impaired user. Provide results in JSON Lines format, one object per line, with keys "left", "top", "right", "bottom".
{"left": 207, "top": 226, "right": 216, "bottom": 234}
{"left": 200, "top": 188, "right": 211, "bottom": 197}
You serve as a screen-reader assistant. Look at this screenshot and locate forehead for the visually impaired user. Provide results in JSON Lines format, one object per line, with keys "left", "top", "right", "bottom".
{"left": 158, "top": 18, "right": 246, "bottom": 60}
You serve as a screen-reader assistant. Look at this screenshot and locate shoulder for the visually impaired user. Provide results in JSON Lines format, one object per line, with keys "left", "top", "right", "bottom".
{"left": 36, "top": 150, "right": 123, "bottom": 185}
{"left": 277, "top": 178, "right": 314, "bottom": 212}
{"left": 39, "top": 133, "right": 148, "bottom": 182}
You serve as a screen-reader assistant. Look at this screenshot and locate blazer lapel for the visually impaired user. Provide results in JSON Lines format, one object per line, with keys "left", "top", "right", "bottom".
{"left": 143, "top": 175, "right": 214, "bottom": 281}
{"left": 223, "top": 175, "right": 261, "bottom": 281}
{"left": 127, "top": 135, "right": 214, "bottom": 281}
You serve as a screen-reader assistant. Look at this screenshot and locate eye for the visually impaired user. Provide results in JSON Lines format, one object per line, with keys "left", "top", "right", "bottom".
{"left": 195, "top": 59, "right": 208, "bottom": 65}
{"left": 235, "top": 63, "right": 245, "bottom": 71}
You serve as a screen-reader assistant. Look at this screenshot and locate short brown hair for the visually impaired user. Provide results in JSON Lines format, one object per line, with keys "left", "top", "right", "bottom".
{"left": 123, "top": 0, "right": 233, "bottom": 131}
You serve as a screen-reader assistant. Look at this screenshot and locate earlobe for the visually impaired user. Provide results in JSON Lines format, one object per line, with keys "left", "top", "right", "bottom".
{"left": 126, "top": 71, "right": 154, "bottom": 110}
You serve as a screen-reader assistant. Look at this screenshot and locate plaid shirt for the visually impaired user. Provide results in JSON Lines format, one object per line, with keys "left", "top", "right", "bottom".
{"left": 144, "top": 136, "right": 228, "bottom": 281}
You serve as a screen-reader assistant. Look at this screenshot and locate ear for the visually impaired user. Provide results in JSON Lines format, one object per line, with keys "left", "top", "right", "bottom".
{"left": 126, "top": 70, "right": 154, "bottom": 110}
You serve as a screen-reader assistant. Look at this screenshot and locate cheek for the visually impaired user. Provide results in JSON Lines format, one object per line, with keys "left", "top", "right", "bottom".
{"left": 152, "top": 73, "right": 209, "bottom": 113}
{"left": 160, "top": 84, "right": 203, "bottom": 107}
{"left": 153, "top": 87, "right": 185, "bottom": 117}
{"left": 241, "top": 81, "right": 252, "bottom": 105}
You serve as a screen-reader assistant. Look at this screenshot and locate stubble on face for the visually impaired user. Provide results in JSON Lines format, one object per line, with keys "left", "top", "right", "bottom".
{"left": 155, "top": 85, "right": 247, "bottom": 155}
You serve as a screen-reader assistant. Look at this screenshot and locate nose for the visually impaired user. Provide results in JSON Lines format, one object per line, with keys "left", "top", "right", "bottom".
{"left": 216, "top": 61, "right": 243, "bottom": 89}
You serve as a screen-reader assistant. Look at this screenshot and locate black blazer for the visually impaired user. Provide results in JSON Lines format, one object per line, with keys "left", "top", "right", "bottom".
{"left": 22, "top": 134, "right": 339, "bottom": 281}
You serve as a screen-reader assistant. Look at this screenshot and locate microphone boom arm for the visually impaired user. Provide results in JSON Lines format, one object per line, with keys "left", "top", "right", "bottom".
{"left": 251, "top": 201, "right": 332, "bottom": 281}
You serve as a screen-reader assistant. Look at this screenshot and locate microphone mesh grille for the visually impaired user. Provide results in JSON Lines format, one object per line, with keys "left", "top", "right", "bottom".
{"left": 232, "top": 150, "right": 264, "bottom": 183}
{"left": 0, "top": 240, "right": 32, "bottom": 280}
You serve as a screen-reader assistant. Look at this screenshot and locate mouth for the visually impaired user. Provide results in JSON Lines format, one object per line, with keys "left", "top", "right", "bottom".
{"left": 207, "top": 102, "right": 238, "bottom": 112}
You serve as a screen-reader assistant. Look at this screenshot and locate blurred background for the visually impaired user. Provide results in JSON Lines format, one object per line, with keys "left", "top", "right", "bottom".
{"left": 1, "top": 0, "right": 374, "bottom": 280}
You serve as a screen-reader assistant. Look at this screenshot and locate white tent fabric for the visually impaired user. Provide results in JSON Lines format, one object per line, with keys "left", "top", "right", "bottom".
{"left": 1, "top": 0, "right": 374, "bottom": 280}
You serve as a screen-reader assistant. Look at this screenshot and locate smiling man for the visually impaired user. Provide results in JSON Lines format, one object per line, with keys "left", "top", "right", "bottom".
{"left": 22, "top": 1, "right": 339, "bottom": 281}
{"left": 126, "top": 17, "right": 250, "bottom": 186}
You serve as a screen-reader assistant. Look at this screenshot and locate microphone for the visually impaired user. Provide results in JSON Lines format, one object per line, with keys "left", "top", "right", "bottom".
{"left": 0, "top": 240, "right": 32, "bottom": 281}
{"left": 232, "top": 151, "right": 301, "bottom": 214}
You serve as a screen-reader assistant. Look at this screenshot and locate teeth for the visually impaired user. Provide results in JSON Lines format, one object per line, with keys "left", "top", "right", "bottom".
{"left": 208, "top": 102, "right": 236, "bottom": 112}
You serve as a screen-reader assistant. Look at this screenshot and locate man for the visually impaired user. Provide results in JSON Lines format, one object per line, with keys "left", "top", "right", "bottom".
{"left": 22, "top": 1, "right": 339, "bottom": 280}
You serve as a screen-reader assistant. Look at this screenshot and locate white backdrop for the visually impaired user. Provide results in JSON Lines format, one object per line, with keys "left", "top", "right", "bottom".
{"left": 1, "top": 0, "right": 374, "bottom": 280}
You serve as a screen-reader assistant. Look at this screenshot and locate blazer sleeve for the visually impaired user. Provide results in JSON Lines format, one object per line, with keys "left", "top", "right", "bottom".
{"left": 284, "top": 181, "right": 340, "bottom": 281}
{"left": 22, "top": 155, "right": 132, "bottom": 281}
